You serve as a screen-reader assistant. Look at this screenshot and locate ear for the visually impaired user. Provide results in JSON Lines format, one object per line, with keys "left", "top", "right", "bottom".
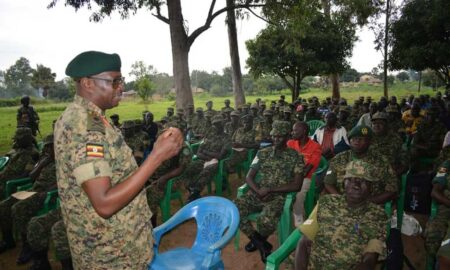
{"left": 79, "top": 77, "right": 95, "bottom": 93}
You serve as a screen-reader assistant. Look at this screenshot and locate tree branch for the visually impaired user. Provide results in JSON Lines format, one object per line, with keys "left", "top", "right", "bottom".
{"left": 152, "top": 4, "right": 169, "bottom": 24}
{"left": 277, "top": 72, "right": 295, "bottom": 92}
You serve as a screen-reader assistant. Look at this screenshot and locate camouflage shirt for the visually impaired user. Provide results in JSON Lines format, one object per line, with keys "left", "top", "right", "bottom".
{"left": 250, "top": 146, "right": 304, "bottom": 200}
{"left": 0, "top": 148, "right": 36, "bottom": 184}
{"left": 224, "top": 122, "right": 240, "bottom": 137}
{"left": 31, "top": 160, "right": 56, "bottom": 193}
{"left": 370, "top": 131, "right": 405, "bottom": 165}
{"left": 232, "top": 127, "right": 256, "bottom": 146}
{"left": 255, "top": 120, "right": 272, "bottom": 142}
{"left": 324, "top": 149, "right": 398, "bottom": 195}
{"left": 413, "top": 120, "right": 447, "bottom": 156}
{"left": 309, "top": 195, "right": 387, "bottom": 269}
{"left": 199, "top": 130, "right": 232, "bottom": 157}
{"left": 54, "top": 95, "right": 153, "bottom": 270}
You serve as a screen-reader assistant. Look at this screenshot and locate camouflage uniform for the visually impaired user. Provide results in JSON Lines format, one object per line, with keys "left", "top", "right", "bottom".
{"left": 54, "top": 95, "right": 153, "bottom": 269}
{"left": 308, "top": 195, "right": 387, "bottom": 269}
{"left": 412, "top": 120, "right": 447, "bottom": 158}
{"left": 324, "top": 149, "right": 398, "bottom": 195}
{"left": 27, "top": 208, "right": 62, "bottom": 252}
{"left": 255, "top": 111, "right": 273, "bottom": 143}
{"left": 425, "top": 161, "right": 450, "bottom": 257}
{"left": 52, "top": 219, "right": 71, "bottom": 260}
{"left": 370, "top": 130, "right": 407, "bottom": 168}
{"left": 225, "top": 125, "right": 256, "bottom": 172}
{"left": 17, "top": 104, "right": 40, "bottom": 136}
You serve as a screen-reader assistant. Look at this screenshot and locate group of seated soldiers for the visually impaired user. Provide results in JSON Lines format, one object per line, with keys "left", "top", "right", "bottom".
{"left": 2, "top": 91, "right": 450, "bottom": 269}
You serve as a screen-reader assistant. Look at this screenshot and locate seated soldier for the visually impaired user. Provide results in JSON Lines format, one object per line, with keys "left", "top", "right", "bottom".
{"left": 182, "top": 115, "right": 231, "bottom": 201}
{"left": 121, "top": 120, "right": 146, "bottom": 165}
{"left": 295, "top": 160, "right": 387, "bottom": 270}
{"left": 224, "top": 110, "right": 241, "bottom": 136}
{"left": 255, "top": 110, "right": 274, "bottom": 144}
{"left": 0, "top": 135, "right": 56, "bottom": 265}
{"left": 0, "top": 127, "right": 39, "bottom": 198}
{"left": 225, "top": 115, "right": 259, "bottom": 174}
{"left": 234, "top": 120, "right": 304, "bottom": 263}
{"left": 425, "top": 161, "right": 450, "bottom": 265}
{"left": 324, "top": 125, "right": 397, "bottom": 205}
{"left": 109, "top": 113, "right": 120, "bottom": 128}
{"left": 27, "top": 208, "right": 73, "bottom": 270}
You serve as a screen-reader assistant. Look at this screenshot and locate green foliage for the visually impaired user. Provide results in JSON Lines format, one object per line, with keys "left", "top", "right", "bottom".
{"left": 135, "top": 77, "right": 155, "bottom": 102}
{"left": 31, "top": 64, "right": 56, "bottom": 97}
{"left": 390, "top": 0, "right": 450, "bottom": 88}
{"left": 210, "top": 84, "right": 229, "bottom": 97}
{"left": 396, "top": 71, "right": 409, "bottom": 82}
{"left": 340, "top": 68, "right": 360, "bottom": 82}
{"left": 3, "top": 57, "right": 35, "bottom": 98}
{"left": 47, "top": 78, "right": 74, "bottom": 101}
{"left": 422, "top": 70, "right": 446, "bottom": 89}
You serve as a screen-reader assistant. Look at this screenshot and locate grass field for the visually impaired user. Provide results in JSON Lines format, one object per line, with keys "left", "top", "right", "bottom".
{"left": 0, "top": 82, "right": 440, "bottom": 154}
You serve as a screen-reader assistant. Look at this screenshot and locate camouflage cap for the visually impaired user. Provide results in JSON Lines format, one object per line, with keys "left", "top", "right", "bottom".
{"left": 212, "top": 115, "right": 224, "bottom": 124}
{"left": 65, "top": 51, "right": 121, "bottom": 78}
{"left": 196, "top": 107, "right": 204, "bottom": 112}
{"left": 224, "top": 99, "right": 230, "bottom": 103}
{"left": 206, "top": 100, "right": 213, "bottom": 105}
{"left": 121, "top": 120, "right": 135, "bottom": 129}
{"left": 42, "top": 134, "right": 54, "bottom": 146}
{"left": 270, "top": 120, "right": 291, "bottom": 136}
{"left": 263, "top": 110, "right": 273, "bottom": 116}
{"left": 348, "top": 125, "right": 373, "bottom": 140}
{"left": 343, "top": 160, "right": 377, "bottom": 182}
{"left": 230, "top": 110, "right": 241, "bottom": 117}
{"left": 371, "top": 112, "right": 388, "bottom": 121}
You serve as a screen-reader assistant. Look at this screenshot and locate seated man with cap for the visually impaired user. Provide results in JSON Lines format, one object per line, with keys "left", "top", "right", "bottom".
{"left": 234, "top": 120, "right": 304, "bottom": 263}
{"left": 54, "top": 51, "right": 183, "bottom": 269}
{"left": 324, "top": 125, "right": 398, "bottom": 205}
{"left": 295, "top": 160, "right": 387, "bottom": 270}
{"left": 222, "top": 99, "right": 234, "bottom": 112}
{"left": 109, "top": 113, "right": 120, "bottom": 128}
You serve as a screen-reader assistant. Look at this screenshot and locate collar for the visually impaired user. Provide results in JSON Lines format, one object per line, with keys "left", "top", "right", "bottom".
{"left": 74, "top": 95, "right": 105, "bottom": 117}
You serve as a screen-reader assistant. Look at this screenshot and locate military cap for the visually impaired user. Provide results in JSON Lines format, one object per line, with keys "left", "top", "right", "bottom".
{"left": 385, "top": 105, "right": 399, "bottom": 113}
{"left": 433, "top": 161, "right": 450, "bottom": 185}
{"left": 121, "top": 120, "right": 135, "bottom": 129}
{"left": 371, "top": 112, "right": 388, "bottom": 121}
{"left": 283, "top": 107, "right": 292, "bottom": 113}
{"left": 167, "top": 107, "right": 174, "bottom": 112}
{"left": 110, "top": 113, "right": 119, "bottom": 119}
{"left": 212, "top": 115, "right": 224, "bottom": 124}
{"left": 271, "top": 101, "right": 277, "bottom": 105}
{"left": 231, "top": 111, "right": 241, "bottom": 117}
{"left": 348, "top": 125, "right": 373, "bottom": 140}
{"left": 263, "top": 110, "right": 273, "bottom": 116}
{"left": 196, "top": 107, "right": 204, "bottom": 112}
{"left": 270, "top": 121, "right": 291, "bottom": 136}
{"left": 256, "top": 98, "right": 261, "bottom": 102}
{"left": 42, "top": 134, "right": 54, "bottom": 146}
{"left": 241, "top": 114, "right": 253, "bottom": 122}
{"left": 343, "top": 160, "right": 377, "bottom": 182}
{"left": 339, "top": 105, "right": 350, "bottom": 112}
{"left": 66, "top": 51, "right": 121, "bottom": 78}
{"left": 250, "top": 103, "right": 258, "bottom": 109}
{"left": 161, "top": 116, "right": 169, "bottom": 122}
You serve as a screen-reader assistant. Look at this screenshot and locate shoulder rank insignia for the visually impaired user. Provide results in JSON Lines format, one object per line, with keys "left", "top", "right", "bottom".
{"left": 86, "top": 143, "right": 104, "bottom": 158}
{"left": 87, "top": 112, "right": 106, "bottom": 134}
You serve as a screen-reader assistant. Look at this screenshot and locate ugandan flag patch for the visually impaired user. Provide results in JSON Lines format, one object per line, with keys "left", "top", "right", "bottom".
{"left": 86, "top": 144, "right": 104, "bottom": 158}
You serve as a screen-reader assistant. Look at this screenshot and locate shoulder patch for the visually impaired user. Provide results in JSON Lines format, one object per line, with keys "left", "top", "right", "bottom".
{"left": 87, "top": 113, "right": 106, "bottom": 134}
{"left": 86, "top": 143, "right": 104, "bottom": 158}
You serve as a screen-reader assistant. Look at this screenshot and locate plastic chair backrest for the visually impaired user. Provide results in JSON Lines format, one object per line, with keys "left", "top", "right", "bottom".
{"left": 307, "top": 120, "right": 325, "bottom": 137}
{"left": 155, "top": 196, "right": 240, "bottom": 254}
{"left": 0, "top": 156, "right": 9, "bottom": 171}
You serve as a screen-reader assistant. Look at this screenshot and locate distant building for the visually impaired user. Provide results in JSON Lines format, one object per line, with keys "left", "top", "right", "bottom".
{"left": 359, "top": 75, "right": 382, "bottom": 84}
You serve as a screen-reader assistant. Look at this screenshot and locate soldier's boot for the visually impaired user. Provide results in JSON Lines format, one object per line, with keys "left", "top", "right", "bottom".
{"left": 0, "top": 229, "right": 16, "bottom": 254}
{"left": 29, "top": 250, "right": 51, "bottom": 270}
{"left": 17, "top": 235, "right": 33, "bottom": 265}
{"left": 60, "top": 258, "right": 74, "bottom": 270}
{"left": 187, "top": 188, "right": 201, "bottom": 203}
{"left": 249, "top": 231, "right": 272, "bottom": 263}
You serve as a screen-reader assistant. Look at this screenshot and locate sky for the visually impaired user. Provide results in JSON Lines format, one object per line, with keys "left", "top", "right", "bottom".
{"left": 0, "top": 0, "right": 382, "bottom": 80}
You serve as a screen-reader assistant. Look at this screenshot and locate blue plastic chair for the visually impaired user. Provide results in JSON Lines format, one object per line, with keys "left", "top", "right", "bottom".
{"left": 149, "top": 196, "right": 240, "bottom": 270}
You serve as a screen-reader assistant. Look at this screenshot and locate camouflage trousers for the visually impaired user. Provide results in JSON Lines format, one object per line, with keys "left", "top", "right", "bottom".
{"left": 224, "top": 150, "right": 247, "bottom": 172}
{"left": 52, "top": 219, "right": 71, "bottom": 260}
{"left": 234, "top": 191, "right": 284, "bottom": 237}
{"left": 28, "top": 208, "right": 61, "bottom": 252}
{"left": 425, "top": 205, "right": 450, "bottom": 256}
{"left": 145, "top": 182, "right": 165, "bottom": 217}
{"left": 182, "top": 159, "right": 218, "bottom": 194}
{"left": 0, "top": 192, "right": 46, "bottom": 235}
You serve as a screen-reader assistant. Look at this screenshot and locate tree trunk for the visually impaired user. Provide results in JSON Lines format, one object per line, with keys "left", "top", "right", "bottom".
{"left": 418, "top": 71, "right": 422, "bottom": 92}
{"left": 331, "top": 73, "right": 340, "bottom": 99}
{"left": 167, "top": 0, "right": 194, "bottom": 109}
{"left": 226, "top": 0, "right": 245, "bottom": 108}
{"left": 383, "top": 0, "right": 390, "bottom": 97}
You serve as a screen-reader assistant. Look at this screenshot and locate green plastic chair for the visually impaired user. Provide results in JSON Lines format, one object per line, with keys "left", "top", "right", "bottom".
{"left": 305, "top": 157, "right": 328, "bottom": 217}
{"left": 37, "top": 189, "right": 59, "bottom": 216}
{"left": 265, "top": 200, "right": 393, "bottom": 270}
{"left": 206, "top": 150, "right": 232, "bottom": 197}
{"left": 235, "top": 149, "right": 257, "bottom": 179}
{"left": 188, "top": 140, "right": 203, "bottom": 155}
{"left": 159, "top": 176, "right": 184, "bottom": 222}
{"left": 233, "top": 182, "right": 295, "bottom": 250}
{"left": 5, "top": 177, "right": 32, "bottom": 198}
{"left": 0, "top": 156, "right": 9, "bottom": 171}
{"left": 306, "top": 120, "right": 324, "bottom": 137}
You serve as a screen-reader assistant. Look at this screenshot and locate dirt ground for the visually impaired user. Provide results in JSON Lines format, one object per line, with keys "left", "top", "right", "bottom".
{"left": 0, "top": 174, "right": 429, "bottom": 270}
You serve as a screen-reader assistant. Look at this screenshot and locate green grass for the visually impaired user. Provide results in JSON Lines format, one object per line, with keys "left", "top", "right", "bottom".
{"left": 0, "top": 82, "right": 440, "bottom": 155}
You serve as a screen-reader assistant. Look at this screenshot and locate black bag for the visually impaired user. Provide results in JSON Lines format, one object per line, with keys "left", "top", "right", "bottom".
{"left": 404, "top": 171, "right": 433, "bottom": 215}
{"left": 384, "top": 228, "right": 416, "bottom": 270}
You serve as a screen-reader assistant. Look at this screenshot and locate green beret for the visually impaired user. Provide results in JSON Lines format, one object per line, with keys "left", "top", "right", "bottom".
{"left": 121, "top": 120, "right": 135, "bottom": 129}
{"left": 343, "top": 160, "right": 377, "bottom": 182}
{"left": 270, "top": 120, "right": 291, "bottom": 136}
{"left": 348, "top": 125, "right": 373, "bottom": 140}
{"left": 66, "top": 51, "right": 121, "bottom": 78}
{"left": 212, "top": 115, "right": 224, "bottom": 124}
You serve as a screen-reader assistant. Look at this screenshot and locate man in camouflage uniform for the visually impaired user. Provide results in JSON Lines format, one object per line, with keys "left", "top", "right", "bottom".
{"left": 255, "top": 110, "right": 274, "bottom": 144}
{"left": 234, "top": 120, "right": 304, "bottom": 263}
{"left": 224, "top": 110, "right": 241, "bottom": 137}
{"left": 53, "top": 51, "right": 183, "bottom": 269}
{"left": 324, "top": 125, "right": 398, "bottom": 205}
{"left": 250, "top": 103, "right": 264, "bottom": 127}
{"left": 17, "top": 95, "right": 40, "bottom": 136}
{"left": 295, "top": 160, "right": 387, "bottom": 270}
{"left": 370, "top": 112, "right": 408, "bottom": 176}
{"left": 221, "top": 99, "right": 234, "bottom": 112}
{"left": 182, "top": 115, "right": 231, "bottom": 201}
{"left": 304, "top": 104, "right": 322, "bottom": 122}
{"left": 173, "top": 108, "right": 187, "bottom": 133}
{"left": 190, "top": 107, "right": 207, "bottom": 142}
{"left": 27, "top": 208, "right": 73, "bottom": 270}
{"left": 225, "top": 115, "right": 258, "bottom": 174}
{"left": 121, "top": 120, "right": 146, "bottom": 165}
{"left": 0, "top": 134, "right": 56, "bottom": 265}
{"left": 109, "top": 113, "right": 120, "bottom": 128}
{"left": 385, "top": 104, "right": 406, "bottom": 138}
{"left": 0, "top": 127, "right": 38, "bottom": 198}
{"left": 205, "top": 100, "right": 217, "bottom": 116}
{"left": 337, "top": 105, "right": 354, "bottom": 132}
{"left": 164, "top": 107, "right": 175, "bottom": 122}
{"left": 143, "top": 111, "right": 158, "bottom": 152}
{"left": 425, "top": 160, "right": 450, "bottom": 263}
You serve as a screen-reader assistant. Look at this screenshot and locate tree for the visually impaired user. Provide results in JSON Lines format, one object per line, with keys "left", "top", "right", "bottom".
{"left": 396, "top": 71, "right": 409, "bottom": 82}
{"left": 4, "top": 57, "right": 35, "bottom": 97}
{"left": 129, "top": 61, "right": 156, "bottom": 102}
{"left": 136, "top": 77, "right": 155, "bottom": 102}
{"left": 246, "top": 11, "right": 351, "bottom": 101}
{"left": 390, "top": 0, "right": 450, "bottom": 89}
{"left": 31, "top": 64, "right": 56, "bottom": 98}
{"left": 49, "top": 0, "right": 265, "bottom": 109}
{"left": 47, "top": 78, "right": 75, "bottom": 101}
{"left": 340, "top": 68, "right": 360, "bottom": 82}
{"left": 422, "top": 70, "right": 446, "bottom": 90}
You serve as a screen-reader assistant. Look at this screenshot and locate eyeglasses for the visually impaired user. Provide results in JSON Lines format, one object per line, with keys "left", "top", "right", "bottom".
{"left": 88, "top": 76, "right": 125, "bottom": 89}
